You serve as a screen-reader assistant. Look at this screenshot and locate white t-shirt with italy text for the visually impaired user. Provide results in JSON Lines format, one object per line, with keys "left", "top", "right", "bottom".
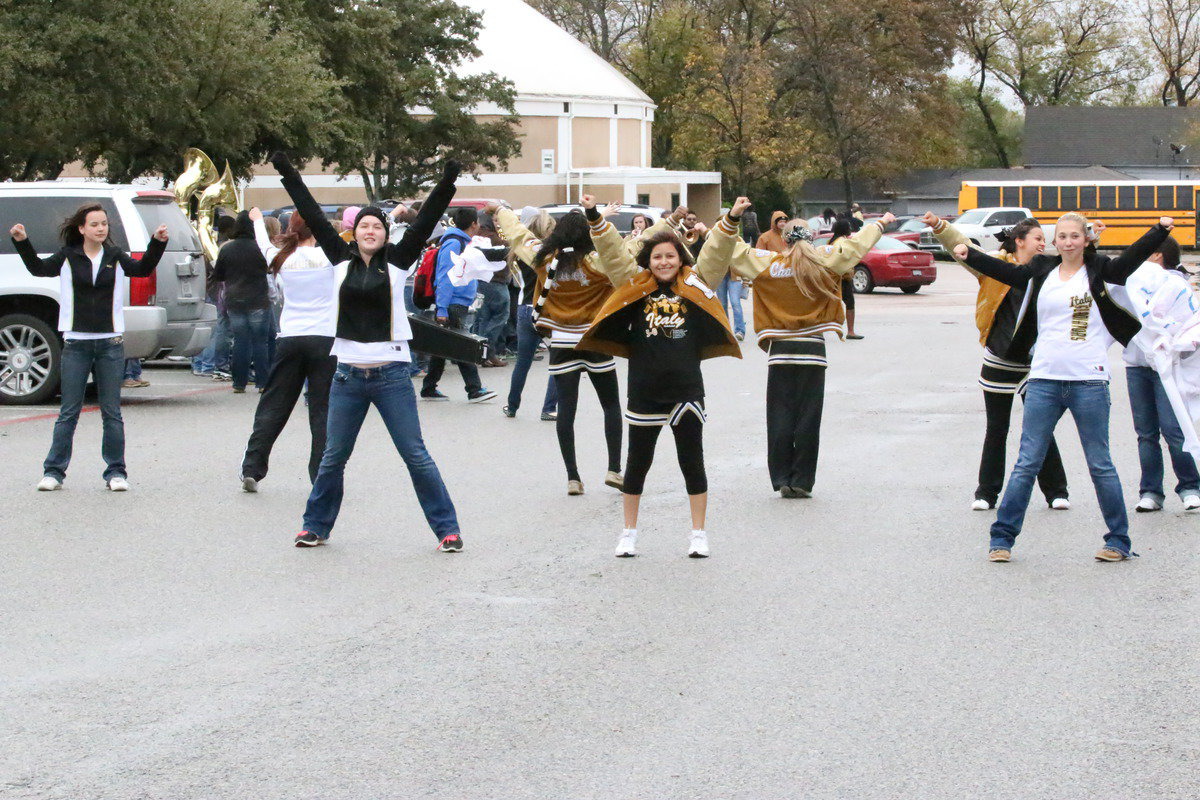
{"left": 1029, "top": 266, "right": 1114, "bottom": 382}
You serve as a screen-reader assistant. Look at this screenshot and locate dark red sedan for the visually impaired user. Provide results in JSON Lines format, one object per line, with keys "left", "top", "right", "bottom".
{"left": 817, "top": 235, "right": 937, "bottom": 294}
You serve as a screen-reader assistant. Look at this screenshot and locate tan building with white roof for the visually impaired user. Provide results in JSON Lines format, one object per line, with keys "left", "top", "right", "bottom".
{"left": 245, "top": 0, "right": 722, "bottom": 218}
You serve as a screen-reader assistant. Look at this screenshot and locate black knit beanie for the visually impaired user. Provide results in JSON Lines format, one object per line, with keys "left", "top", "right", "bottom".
{"left": 353, "top": 206, "right": 389, "bottom": 231}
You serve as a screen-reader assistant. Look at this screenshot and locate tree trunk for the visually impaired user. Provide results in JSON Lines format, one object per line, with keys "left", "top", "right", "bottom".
{"left": 973, "top": 70, "right": 1010, "bottom": 168}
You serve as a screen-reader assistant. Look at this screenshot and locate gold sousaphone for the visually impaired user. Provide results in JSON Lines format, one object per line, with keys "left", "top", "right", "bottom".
{"left": 173, "top": 148, "right": 244, "bottom": 262}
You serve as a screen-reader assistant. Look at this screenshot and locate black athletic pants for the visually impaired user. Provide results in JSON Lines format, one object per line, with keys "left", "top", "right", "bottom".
{"left": 978, "top": 389, "right": 1069, "bottom": 505}
{"left": 241, "top": 335, "right": 336, "bottom": 483}
{"left": 623, "top": 413, "right": 707, "bottom": 496}
{"left": 766, "top": 362, "right": 825, "bottom": 492}
{"left": 554, "top": 369, "right": 622, "bottom": 481}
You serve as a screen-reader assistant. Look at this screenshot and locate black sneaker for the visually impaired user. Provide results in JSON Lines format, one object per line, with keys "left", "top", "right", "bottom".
{"left": 540, "top": 411, "right": 557, "bottom": 421}
{"left": 467, "top": 388, "right": 497, "bottom": 403}
{"left": 438, "top": 534, "right": 464, "bottom": 553}
{"left": 421, "top": 389, "right": 449, "bottom": 401}
{"left": 294, "top": 531, "right": 325, "bottom": 547}
{"left": 502, "top": 405, "right": 516, "bottom": 418}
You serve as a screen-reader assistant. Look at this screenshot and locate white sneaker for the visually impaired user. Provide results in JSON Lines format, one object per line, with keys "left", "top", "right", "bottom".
{"left": 241, "top": 475, "right": 258, "bottom": 493}
{"left": 37, "top": 475, "right": 62, "bottom": 491}
{"left": 687, "top": 530, "right": 709, "bottom": 558}
{"left": 1135, "top": 496, "right": 1163, "bottom": 513}
{"left": 107, "top": 476, "right": 129, "bottom": 492}
{"left": 971, "top": 498, "right": 992, "bottom": 511}
{"left": 614, "top": 529, "right": 637, "bottom": 557}
{"left": 1182, "top": 494, "right": 1200, "bottom": 511}
{"left": 1050, "top": 498, "right": 1070, "bottom": 510}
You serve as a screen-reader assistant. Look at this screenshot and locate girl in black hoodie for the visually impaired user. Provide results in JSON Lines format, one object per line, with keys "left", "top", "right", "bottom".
{"left": 211, "top": 211, "right": 272, "bottom": 392}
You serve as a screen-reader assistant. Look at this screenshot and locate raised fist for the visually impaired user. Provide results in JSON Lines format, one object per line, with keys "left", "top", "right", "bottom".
{"left": 9, "top": 223, "right": 26, "bottom": 241}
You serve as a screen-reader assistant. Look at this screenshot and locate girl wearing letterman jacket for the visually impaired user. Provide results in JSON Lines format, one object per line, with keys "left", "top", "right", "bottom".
{"left": 926, "top": 213, "right": 1071, "bottom": 512}
{"left": 700, "top": 205, "right": 891, "bottom": 498}
{"left": 582, "top": 195, "right": 747, "bottom": 559}
{"left": 270, "top": 151, "right": 466, "bottom": 552}
{"left": 953, "top": 214, "right": 1173, "bottom": 564}
{"left": 491, "top": 202, "right": 682, "bottom": 497}
{"left": 11, "top": 204, "right": 167, "bottom": 493}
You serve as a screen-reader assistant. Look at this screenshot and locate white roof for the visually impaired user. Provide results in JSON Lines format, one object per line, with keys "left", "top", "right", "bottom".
{"left": 457, "top": 0, "right": 653, "bottom": 106}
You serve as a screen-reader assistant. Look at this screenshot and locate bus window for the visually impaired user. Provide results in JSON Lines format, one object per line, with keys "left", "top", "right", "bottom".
{"left": 1060, "top": 186, "right": 1079, "bottom": 210}
{"left": 1099, "top": 186, "right": 1117, "bottom": 210}
{"left": 1156, "top": 186, "right": 1176, "bottom": 209}
{"left": 1020, "top": 186, "right": 1039, "bottom": 209}
{"left": 1078, "top": 186, "right": 1097, "bottom": 210}
{"left": 977, "top": 186, "right": 1001, "bottom": 206}
{"left": 1136, "top": 187, "right": 1155, "bottom": 211}
{"left": 1118, "top": 186, "right": 1136, "bottom": 208}
{"left": 1180, "top": 190, "right": 1195, "bottom": 211}
{"left": 1043, "top": 186, "right": 1061, "bottom": 211}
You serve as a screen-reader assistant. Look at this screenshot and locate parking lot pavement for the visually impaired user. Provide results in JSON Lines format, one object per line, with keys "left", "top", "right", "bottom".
{"left": 1, "top": 267, "right": 1196, "bottom": 799}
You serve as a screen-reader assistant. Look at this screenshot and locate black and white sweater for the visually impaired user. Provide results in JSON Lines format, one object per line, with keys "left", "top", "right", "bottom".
{"left": 13, "top": 237, "right": 165, "bottom": 334}
{"left": 271, "top": 152, "right": 458, "bottom": 345}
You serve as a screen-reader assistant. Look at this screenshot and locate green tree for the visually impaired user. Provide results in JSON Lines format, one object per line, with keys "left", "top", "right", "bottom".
{"left": 278, "top": 0, "right": 522, "bottom": 202}
{"left": 0, "top": 0, "right": 341, "bottom": 182}
{"left": 947, "top": 78, "right": 1023, "bottom": 167}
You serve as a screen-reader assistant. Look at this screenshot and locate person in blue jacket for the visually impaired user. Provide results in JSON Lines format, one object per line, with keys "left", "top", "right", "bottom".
{"left": 421, "top": 206, "right": 496, "bottom": 402}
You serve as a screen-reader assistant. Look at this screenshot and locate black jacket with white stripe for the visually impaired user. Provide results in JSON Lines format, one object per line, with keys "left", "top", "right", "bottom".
{"left": 13, "top": 236, "right": 164, "bottom": 333}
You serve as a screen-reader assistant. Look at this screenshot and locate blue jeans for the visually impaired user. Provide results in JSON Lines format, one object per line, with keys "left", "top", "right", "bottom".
{"left": 473, "top": 280, "right": 511, "bottom": 356}
{"left": 717, "top": 275, "right": 745, "bottom": 335}
{"left": 303, "top": 362, "right": 459, "bottom": 539}
{"left": 124, "top": 358, "right": 142, "bottom": 380}
{"left": 1126, "top": 366, "right": 1200, "bottom": 501}
{"left": 992, "top": 379, "right": 1130, "bottom": 554}
{"left": 228, "top": 307, "right": 272, "bottom": 389}
{"left": 506, "top": 304, "right": 557, "bottom": 414}
{"left": 45, "top": 337, "right": 126, "bottom": 481}
{"left": 193, "top": 310, "right": 231, "bottom": 373}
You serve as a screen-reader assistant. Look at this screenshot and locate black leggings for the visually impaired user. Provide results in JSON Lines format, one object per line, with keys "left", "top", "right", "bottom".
{"left": 554, "top": 369, "right": 622, "bottom": 480}
{"left": 241, "top": 335, "right": 336, "bottom": 483}
{"left": 623, "top": 414, "right": 707, "bottom": 496}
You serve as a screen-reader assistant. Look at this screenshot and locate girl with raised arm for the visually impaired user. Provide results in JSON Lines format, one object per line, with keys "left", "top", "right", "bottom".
{"left": 924, "top": 212, "right": 1070, "bottom": 512}
{"left": 582, "top": 195, "right": 746, "bottom": 558}
{"left": 951, "top": 214, "right": 1173, "bottom": 563}
{"left": 271, "top": 151, "right": 466, "bottom": 551}
{"left": 699, "top": 201, "right": 891, "bottom": 497}
{"left": 11, "top": 205, "right": 167, "bottom": 492}
{"left": 491, "top": 199, "right": 682, "bottom": 496}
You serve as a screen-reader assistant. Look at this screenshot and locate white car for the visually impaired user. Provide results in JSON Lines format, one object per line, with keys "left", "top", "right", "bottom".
{"left": 539, "top": 203, "right": 667, "bottom": 236}
{"left": 940, "top": 206, "right": 1036, "bottom": 253}
{"left": 0, "top": 183, "right": 216, "bottom": 404}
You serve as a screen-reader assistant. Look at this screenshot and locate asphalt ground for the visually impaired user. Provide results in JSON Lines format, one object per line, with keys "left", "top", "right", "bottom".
{"left": 1, "top": 265, "right": 1196, "bottom": 799}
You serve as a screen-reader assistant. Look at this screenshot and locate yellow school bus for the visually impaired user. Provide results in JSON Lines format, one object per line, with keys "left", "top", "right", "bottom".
{"left": 959, "top": 181, "right": 1198, "bottom": 247}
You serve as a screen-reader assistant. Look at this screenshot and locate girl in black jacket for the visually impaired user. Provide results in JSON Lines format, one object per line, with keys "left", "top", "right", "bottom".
{"left": 271, "top": 152, "right": 467, "bottom": 551}
{"left": 954, "top": 214, "right": 1172, "bottom": 563}
{"left": 10, "top": 203, "right": 167, "bottom": 492}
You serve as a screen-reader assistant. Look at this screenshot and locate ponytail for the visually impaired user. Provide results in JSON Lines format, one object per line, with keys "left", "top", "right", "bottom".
{"left": 998, "top": 218, "right": 1041, "bottom": 255}
{"left": 269, "top": 212, "right": 312, "bottom": 274}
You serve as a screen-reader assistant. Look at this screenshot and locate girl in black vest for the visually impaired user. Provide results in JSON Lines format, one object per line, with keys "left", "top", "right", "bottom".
{"left": 954, "top": 215, "right": 1172, "bottom": 563}
{"left": 271, "top": 152, "right": 465, "bottom": 551}
{"left": 10, "top": 204, "right": 167, "bottom": 491}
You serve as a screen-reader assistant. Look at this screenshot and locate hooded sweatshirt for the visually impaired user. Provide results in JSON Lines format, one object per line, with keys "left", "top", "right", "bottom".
{"left": 434, "top": 227, "right": 477, "bottom": 317}
{"left": 755, "top": 211, "right": 789, "bottom": 254}
{"left": 211, "top": 211, "right": 270, "bottom": 312}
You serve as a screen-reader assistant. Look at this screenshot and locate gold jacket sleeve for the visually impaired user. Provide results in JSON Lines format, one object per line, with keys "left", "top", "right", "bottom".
{"left": 821, "top": 221, "right": 883, "bottom": 277}
{"left": 700, "top": 213, "right": 773, "bottom": 284}
{"left": 932, "top": 220, "right": 984, "bottom": 282}
{"left": 494, "top": 206, "right": 539, "bottom": 268}
{"left": 588, "top": 216, "right": 640, "bottom": 285}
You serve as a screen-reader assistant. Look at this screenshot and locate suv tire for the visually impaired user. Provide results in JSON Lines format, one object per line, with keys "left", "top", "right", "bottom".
{"left": 0, "top": 313, "right": 61, "bottom": 405}
{"left": 851, "top": 265, "right": 875, "bottom": 294}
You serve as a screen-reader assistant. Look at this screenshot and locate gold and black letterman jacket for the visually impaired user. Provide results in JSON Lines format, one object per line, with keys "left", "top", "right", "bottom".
{"left": 699, "top": 215, "right": 882, "bottom": 366}
{"left": 493, "top": 207, "right": 677, "bottom": 341}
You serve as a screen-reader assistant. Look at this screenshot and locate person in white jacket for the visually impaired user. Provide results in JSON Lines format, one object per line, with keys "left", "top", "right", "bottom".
{"left": 1120, "top": 236, "right": 1200, "bottom": 512}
